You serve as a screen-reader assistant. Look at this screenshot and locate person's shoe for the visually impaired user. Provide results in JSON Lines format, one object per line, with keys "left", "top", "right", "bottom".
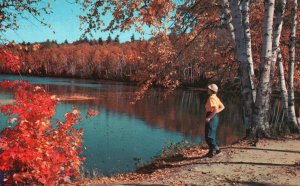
{"left": 215, "top": 150, "right": 222, "bottom": 156}
{"left": 204, "top": 151, "right": 213, "bottom": 158}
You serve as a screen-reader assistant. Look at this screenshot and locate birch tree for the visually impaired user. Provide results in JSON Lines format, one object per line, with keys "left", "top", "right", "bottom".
{"left": 268, "top": 0, "right": 285, "bottom": 129}
{"left": 287, "top": 0, "right": 299, "bottom": 128}
{"left": 252, "top": 0, "right": 275, "bottom": 137}
{"left": 273, "top": 0, "right": 299, "bottom": 132}
{"left": 277, "top": 49, "right": 289, "bottom": 121}
{"left": 221, "top": 0, "right": 236, "bottom": 44}
{"left": 226, "top": 0, "right": 255, "bottom": 135}
{"left": 241, "top": 0, "right": 256, "bottom": 101}
{"left": 271, "top": 0, "right": 286, "bottom": 74}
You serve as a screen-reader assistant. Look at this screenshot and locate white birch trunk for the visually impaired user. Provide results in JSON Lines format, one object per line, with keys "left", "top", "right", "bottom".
{"left": 288, "top": 0, "right": 299, "bottom": 129}
{"left": 266, "top": 0, "right": 286, "bottom": 126}
{"left": 241, "top": 0, "right": 256, "bottom": 102}
{"left": 221, "top": 0, "right": 236, "bottom": 44}
{"left": 252, "top": 0, "right": 275, "bottom": 137}
{"left": 229, "top": 0, "right": 255, "bottom": 133}
{"left": 271, "top": 0, "right": 286, "bottom": 70}
{"left": 277, "top": 49, "right": 288, "bottom": 117}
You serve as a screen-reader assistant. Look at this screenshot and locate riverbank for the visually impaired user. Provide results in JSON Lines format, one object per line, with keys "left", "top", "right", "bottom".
{"left": 1, "top": 73, "right": 300, "bottom": 95}
{"left": 76, "top": 135, "right": 300, "bottom": 185}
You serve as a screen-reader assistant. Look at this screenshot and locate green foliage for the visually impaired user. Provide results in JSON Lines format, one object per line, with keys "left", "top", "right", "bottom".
{"left": 98, "top": 37, "right": 103, "bottom": 44}
{"left": 161, "top": 140, "right": 191, "bottom": 157}
{"left": 114, "top": 35, "right": 120, "bottom": 43}
{"left": 131, "top": 34, "right": 135, "bottom": 42}
{"left": 106, "top": 34, "right": 112, "bottom": 43}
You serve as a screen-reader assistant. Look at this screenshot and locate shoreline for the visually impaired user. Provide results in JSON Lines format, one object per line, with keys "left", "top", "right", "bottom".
{"left": 76, "top": 135, "right": 300, "bottom": 185}
{"left": 0, "top": 73, "right": 300, "bottom": 95}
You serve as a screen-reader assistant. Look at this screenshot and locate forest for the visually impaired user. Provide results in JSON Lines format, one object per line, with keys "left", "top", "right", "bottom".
{"left": 2, "top": 30, "right": 300, "bottom": 91}
{"left": 3, "top": 34, "right": 239, "bottom": 89}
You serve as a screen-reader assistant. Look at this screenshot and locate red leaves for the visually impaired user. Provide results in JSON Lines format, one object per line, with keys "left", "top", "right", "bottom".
{"left": 0, "top": 47, "right": 20, "bottom": 72}
{"left": 86, "top": 108, "right": 99, "bottom": 119}
{"left": 0, "top": 81, "right": 85, "bottom": 185}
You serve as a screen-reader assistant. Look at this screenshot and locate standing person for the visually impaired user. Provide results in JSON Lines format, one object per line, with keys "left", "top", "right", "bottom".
{"left": 0, "top": 171, "right": 3, "bottom": 185}
{"left": 204, "top": 84, "right": 225, "bottom": 158}
{"left": 0, "top": 149, "right": 3, "bottom": 185}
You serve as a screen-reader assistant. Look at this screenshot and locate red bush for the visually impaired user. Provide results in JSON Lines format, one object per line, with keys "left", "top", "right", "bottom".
{"left": 0, "top": 81, "right": 85, "bottom": 185}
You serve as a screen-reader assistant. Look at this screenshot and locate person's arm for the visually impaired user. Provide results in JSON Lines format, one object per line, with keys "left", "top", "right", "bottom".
{"left": 206, "top": 101, "right": 225, "bottom": 122}
{"left": 217, "top": 102, "right": 225, "bottom": 113}
{"left": 206, "top": 108, "right": 217, "bottom": 122}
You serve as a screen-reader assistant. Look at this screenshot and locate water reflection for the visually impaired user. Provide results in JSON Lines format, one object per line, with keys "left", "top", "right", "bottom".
{"left": 1, "top": 75, "right": 297, "bottom": 176}
{"left": 53, "top": 88, "right": 245, "bottom": 145}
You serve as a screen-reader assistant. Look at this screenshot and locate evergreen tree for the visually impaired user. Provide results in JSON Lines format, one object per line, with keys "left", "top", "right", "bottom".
{"left": 98, "top": 37, "right": 103, "bottom": 44}
{"left": 114, "top": 35, "right": 120, "bottom": 43}
{"left": 82, "top": 37, "right": 89, "bottom": 43}
{"left": 130, "top": 34, "right": 135, "bottom": 42}
{"left": 106, "top": 34, "right": 112, "bottom": 43}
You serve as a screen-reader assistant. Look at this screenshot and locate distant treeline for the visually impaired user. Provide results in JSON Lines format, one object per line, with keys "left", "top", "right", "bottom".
{"left": 6, "top": 32, "right": 299, "bottom": 91}
{"left": 2, "top": 34, "right": 242, "bottom": 90}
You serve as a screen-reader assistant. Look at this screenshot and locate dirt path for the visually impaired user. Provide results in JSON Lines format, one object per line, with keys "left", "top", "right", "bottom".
{"left": 146, "top": 138, "right": 300, "bottom": 186}
{"left": 80, "top": 136, "right": 300, "bottom": 186}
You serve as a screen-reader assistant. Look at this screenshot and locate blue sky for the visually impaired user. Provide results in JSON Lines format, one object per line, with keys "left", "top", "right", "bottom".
{"left": 3, "top": 1, "right": 150, "bottom": 44}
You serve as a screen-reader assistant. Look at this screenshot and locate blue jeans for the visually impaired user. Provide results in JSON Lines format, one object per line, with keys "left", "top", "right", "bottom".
{"left": 205, "top": 112, "right": 219, "bottom": 152}
{"left": 0, "top": 148, "right": 3, "bottom": 185}
{"left": 0, "top": 171, "right": 3, "bottom": 186}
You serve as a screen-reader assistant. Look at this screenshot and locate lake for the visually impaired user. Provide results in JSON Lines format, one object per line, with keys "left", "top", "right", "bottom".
{"left": 0, "top": 74, "right": 257, "bottom": 176}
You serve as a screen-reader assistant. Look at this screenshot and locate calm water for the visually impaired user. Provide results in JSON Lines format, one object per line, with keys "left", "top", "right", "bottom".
{"left": 0, "top": 74, "right": 251, "bottom": 176}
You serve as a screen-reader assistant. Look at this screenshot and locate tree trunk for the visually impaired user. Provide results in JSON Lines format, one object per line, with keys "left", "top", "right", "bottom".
{"left": 252, "top": 0, "right": 275, "bottom": 138}
{"left": 229, "top": 0, "right": 255, "bottom": 135}
{"left": 277, "top": 49, "right": 288, "bottom": 119}
{"left": 266, "top": 0, "right": 286, "bottom": 127}
{"left": 271, "top": 0, "right": 286, "bottom": 72}
{"left": 287, "top": 0, "right": 300, "bottom": 131}
{"left": 241, "top": 0, "right": 256, "bottom": 102}
{"left": 221, "top": 0, "right": 236, "bottom": 44}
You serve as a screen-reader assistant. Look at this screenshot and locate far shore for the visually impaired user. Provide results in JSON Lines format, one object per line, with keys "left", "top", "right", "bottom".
{"left": 1, "top": 73, "right": 300, "bottom": 94}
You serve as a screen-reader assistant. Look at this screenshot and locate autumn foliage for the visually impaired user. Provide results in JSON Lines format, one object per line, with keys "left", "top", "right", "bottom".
{"left": 0, "top": 81, "right": 85, "bottom": 185}
{"left": 0, "top": 46, "right": 20, "bottom": 72}
{"left": 0, "top": 49, "right": 87, "bottom": 185}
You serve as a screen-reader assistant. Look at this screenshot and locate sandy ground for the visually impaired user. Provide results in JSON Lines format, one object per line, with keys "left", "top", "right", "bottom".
{"left": 148, "top": 138, "right": 300, "bottom": 186}
{"left": 79, "top": 135, "right": 300, "bottom": 186}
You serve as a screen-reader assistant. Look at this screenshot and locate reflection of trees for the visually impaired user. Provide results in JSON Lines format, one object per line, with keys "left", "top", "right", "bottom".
{"left": 47, "top": 84, "right": 246, "bottom": 145}
{"left": 3, "top": 81, "right": 296, "bottom": 145}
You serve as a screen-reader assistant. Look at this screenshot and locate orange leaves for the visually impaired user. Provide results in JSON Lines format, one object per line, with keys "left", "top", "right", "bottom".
{"left": 0, "top": 81, "right": 85, "bottom": 185}
{"left": 140, "top": 0, "right": 175, "bottom": 26}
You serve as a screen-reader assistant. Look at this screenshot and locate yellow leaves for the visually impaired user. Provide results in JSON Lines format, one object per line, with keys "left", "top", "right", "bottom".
{"left": 32, "top": 44, "right": 40, "bottom": 51}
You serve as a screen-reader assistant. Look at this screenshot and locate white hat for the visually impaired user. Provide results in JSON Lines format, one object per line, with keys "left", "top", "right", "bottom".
{"left": 208, "top": 84, "right": 218, "bottom": 93}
